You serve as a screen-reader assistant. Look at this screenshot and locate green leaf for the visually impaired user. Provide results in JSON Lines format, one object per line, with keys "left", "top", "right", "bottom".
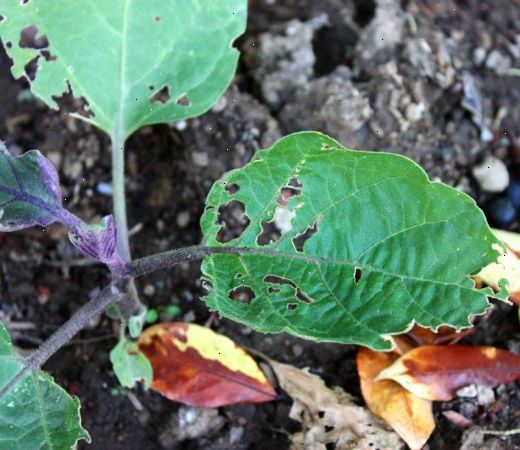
{"left": 110, "top": 337, "right": 153, "bottom": 389}
{"left": 201, "top": 132, "right": 501, "bottom": 350}
{"left": 0, "top": 322, "right": 89, "bottom": 450}
{"left": 0, "top": 0, "right": 247, "bottom": 138}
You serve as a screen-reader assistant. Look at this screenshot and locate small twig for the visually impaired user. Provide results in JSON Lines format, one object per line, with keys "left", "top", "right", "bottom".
{"left": 483, "top": 428, "right": 520, "bottom": 436}
{"left": 66, "top": 333, "right": 117, "bottom": 346}
{"left": 43, "top": 258, "right": 101, "bottom": 268}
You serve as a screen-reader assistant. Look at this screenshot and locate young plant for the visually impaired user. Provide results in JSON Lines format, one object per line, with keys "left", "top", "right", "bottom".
{"left": 0, "top": 1, "right": 509, "bottom": 448}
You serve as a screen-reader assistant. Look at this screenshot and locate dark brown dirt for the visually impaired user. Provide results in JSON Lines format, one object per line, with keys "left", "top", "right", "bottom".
{"left": 1, "top": 1, "right": 520, "bottom": 449}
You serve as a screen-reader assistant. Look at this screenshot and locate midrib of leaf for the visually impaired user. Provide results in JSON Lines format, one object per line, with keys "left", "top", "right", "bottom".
{"left": 210, "top": 247, "right": 483, "bottom": 295}
{"left": 115, "top": 0, "right": 131, "bottom": 140}
{"left": 31, "top": 372, "right": 54, "bottom": 450}
{"left": 232, "top": 249, "right": 461, "bottom": 339}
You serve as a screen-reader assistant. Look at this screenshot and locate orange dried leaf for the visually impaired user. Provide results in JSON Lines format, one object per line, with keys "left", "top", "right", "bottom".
{"left": 357, "top": 348, "right": 435, "bottom": 450}
{"left": 138, "top": 322, "right": 276, "bottom": 407}
{"left": 377, "top": 345, "right": 520, "bottom": 401}
{"left": 407, "top": 324, "right": 472, "bottom": 346}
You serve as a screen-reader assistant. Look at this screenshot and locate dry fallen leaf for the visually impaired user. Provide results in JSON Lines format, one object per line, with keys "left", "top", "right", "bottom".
{"left": 377, "top": 345, "right": 520, "bottom": 401}
{"left": 138, "top": 322, "right": 276, "bottom": 407}
{"left": 477, "top": 228, "right": 520, "bottom": 305}
{"left": 357, "top": 347, "right": 435, "bottom": 450}
{"left": 270, "top": 360, "right": 404, "bottom": 450}
{"left": 406, "top": 324, "right": 472, "bottom": 346}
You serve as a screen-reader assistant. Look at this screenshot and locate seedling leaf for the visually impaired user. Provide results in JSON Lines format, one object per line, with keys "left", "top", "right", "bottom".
{"left": 110, "top": 336, "right": 153, "bottom": 389}
{"left": 201, "top": 132, "right": 502, "bottom": 350}
{"left": 0, "top": 0, "right": 247, "bottom": 138}
{"left": 0, "top": 322, "right": 90, "bottom": 449}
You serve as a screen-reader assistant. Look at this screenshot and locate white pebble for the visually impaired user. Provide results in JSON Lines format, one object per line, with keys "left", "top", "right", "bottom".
{"left": 405, "top": 102, "right": 425, "bottom": 122}
{"left": 472, "top": 155, "right": 509, "bottom": 192}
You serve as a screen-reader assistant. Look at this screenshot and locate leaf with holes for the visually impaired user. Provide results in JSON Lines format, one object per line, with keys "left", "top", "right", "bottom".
{"left": 0, "top": 322, "right": 90, "bottom": 449}
{"left": 376, "top": 345, "right": 520, "bottom": 401}
{"left": 0, "top": 0, "right": 247, "bottom": 138}
{"left": 357, "top": 347, "right": 435, "bottom": 450}
{"left": 270, "top": 360, "right": 403, "bottom": 449}
{"left": 201, "top": 131, "right": 503, "bottom": 350}
{"left": 138, "top": 322, "right": 276, "bottom": 407}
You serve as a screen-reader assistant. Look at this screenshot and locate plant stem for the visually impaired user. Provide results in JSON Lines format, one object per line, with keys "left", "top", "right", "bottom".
{"left": 111, "top": 131, "right": 131, "bottom": 262}
{"left": 0, "top": 245, "right": 276, "bottom": 398}
{"left": 111, "top": 132, "right": 142, "bottom": 320}
{"left": 0, "top": 279, "right": 128, "bottom": 399}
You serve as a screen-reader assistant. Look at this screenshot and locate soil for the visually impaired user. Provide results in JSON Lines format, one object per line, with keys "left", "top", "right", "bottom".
{"left": 1, "top": 1, "right": 520, "bottom": 449}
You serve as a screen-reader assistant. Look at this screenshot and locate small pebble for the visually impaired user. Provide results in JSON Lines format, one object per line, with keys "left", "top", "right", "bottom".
{"left": 143, "top": 284, "right": 156, "bottom": 297}
{"left": 405, "top": 102, "right": 425, "bottom": 122}
{"left": 96, "top": 181, "right": 113, "bottom": 196}
{"left": 486, "top": 49, "right": 512, "bottom": 75}
{"left": 506, "top": 179, "right": 520, "bottom": 208}
{"left": 192, "top": 151, "right": 209, "bottom": 167}
{"left": 183, "top": 311, "right": 195, "bottom": 322}
{"left": 485, "top": 198, "right": 517, "bottom": 227}
{"left": 473, "top": 47, "right": 487, "bottom": 66}
{"left": 457, "top": 384, "right": 478, "bottom": 398}
{"left": 476, "top": 384, "right": 495, "bottom": 406}
{"left": 176, "top": 211, "right": 191, "bottom": 228}
{"left": 472, "top": 155, "right": 509, "bottom": 192}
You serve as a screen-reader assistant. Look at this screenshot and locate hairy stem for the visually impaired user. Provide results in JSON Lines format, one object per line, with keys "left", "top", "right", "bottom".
{"left": 0, "top": 245, "right": 272, "bottom": 398}
{"left": 111, "top": 132, "right": 142, "bottom": 319}
{"left": 0, "top": 279, "right": 128, "bottom": 398}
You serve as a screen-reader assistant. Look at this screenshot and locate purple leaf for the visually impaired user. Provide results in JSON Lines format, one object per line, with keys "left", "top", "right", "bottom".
{"left": 0, "top": 143, "right": 79, "bottom": 231}
{"left": 69, "top": 215, "right": 126, "bottom": 273}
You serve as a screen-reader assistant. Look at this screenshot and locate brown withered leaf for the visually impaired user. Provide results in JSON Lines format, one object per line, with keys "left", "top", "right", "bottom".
{"left": 270, "top": 360, "right": 404, "bottom": 450}
{"left": 377, "top": 345, "right": 520, "bottom": 401}
{"left": 407, "top": 324, "right": 472, "bottom": 346}
{"left": 357, "top": 347, "right": 435, "bottom": 450}
{"left": 477, "top": 228, "right": 520, "bottom": 305}
{"left": 138, "top": 322, "right": 276, "bottom": 407}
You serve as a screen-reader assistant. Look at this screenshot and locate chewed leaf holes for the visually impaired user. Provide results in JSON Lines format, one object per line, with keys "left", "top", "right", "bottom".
{"left": 292, "top": 219, "right": 319, "bottom": 252}
{"left": 19, "top": 26, "right": 48, "bottom": 49}
{"left": 18, "top": 27, "right": 56, "bottom": 81}
{"left": 53, "top": 88, "right": 95, "bottom": 119}
{"left": 287, "top": 303, "right": 298, "bottom": 311}
{"left": 176, "top": 93, "right": 191, "bottom": 107}
{"left": 228, "top": 285, "right": 256, "bottom": 304}
{"left": 216, "top": 200, "right": 250, "bottom": 243}
{"left": 257, "top": 205, "right": 297, "bottom": 246}
{"left": 201, "top": 279, "right": 213, "bottom": 293}
{"left": 224, "top": 182, "right": 240, "bottom": 194}
{"left": 0, "top": 15, "right": 6, "bottom": 23}
{"left": 149, "top": 85, "right": 171, "bottom": 104}
{"left": 264, "top": 275, "right": 314, "bottom": 304}
{"left": 257, "top": 219, "right": 282, "bottom": 246}
{"left": 354, "top": 267, "right": 362, "bottom": 283}
{"left": 279, "top": 177, "right": 302, "bottom": 206}
{"left": 258, "top": 176, "right": 302, "bottom": 245}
